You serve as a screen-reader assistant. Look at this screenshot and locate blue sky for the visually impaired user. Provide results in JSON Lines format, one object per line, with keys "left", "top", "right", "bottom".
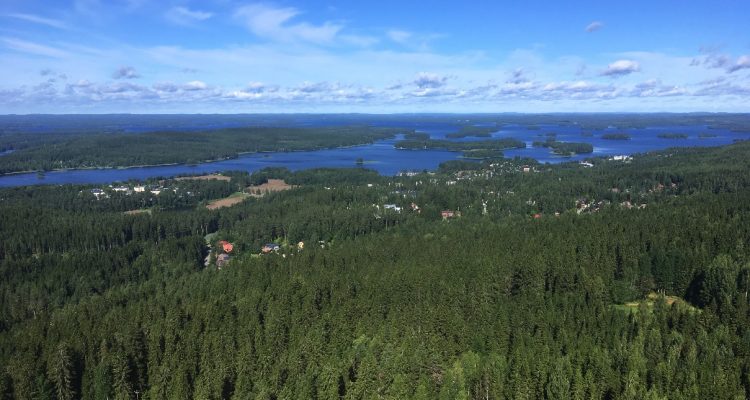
{"left": 1, "top": 0, "right": 749, "bottom": 113}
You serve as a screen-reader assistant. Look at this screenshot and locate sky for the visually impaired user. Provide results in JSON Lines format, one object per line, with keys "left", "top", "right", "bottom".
{"left": 1, "top": 0, "right": 750, "bottom": 113}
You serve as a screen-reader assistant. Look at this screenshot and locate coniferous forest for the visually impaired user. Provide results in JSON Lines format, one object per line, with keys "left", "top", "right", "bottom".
{"left": 1, "top": 136, "right": 750, "bottom": 399}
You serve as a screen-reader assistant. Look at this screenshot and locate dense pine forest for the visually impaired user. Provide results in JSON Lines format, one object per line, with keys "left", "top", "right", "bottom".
{"left": 1, "top": 138, "right": 750, "bottom": 399}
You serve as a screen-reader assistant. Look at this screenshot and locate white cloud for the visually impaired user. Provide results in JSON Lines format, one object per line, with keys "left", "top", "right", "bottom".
{"left": 631, "top": 80, "right": 686, "bottom": 97}
{"left": 413, "top": 72, "right": 449, "bottom": 89}
{"left": 506, "top": 68, "right": 530, "bottom": 84}
{"left": 1, "top": 37, "right": 69, "bottom": 58}
{"left": 234, "top": 4, "right": 341, "bottom": 44}
{"left": 727, "top": 55, "right": 750, "bottom": 73}
{"left": 585, "top": 21, "right": 604, "bottom": 33}
{"left": 601, "top": 60, "right": 640, "bottom": 77}
{"left": 183, "top": 80, "right": 208, "bottom": 90}
{"left": 165, "top": 6, "right": 213, "bottom": 25}
{"left": 2, "top": 13, "right": 69, "bottom": 30}
{"left": 112, "top": 66, "right": 140, "bottom": 79}
{"left": 387, "top": 30, "right": 412, "bottom": 44}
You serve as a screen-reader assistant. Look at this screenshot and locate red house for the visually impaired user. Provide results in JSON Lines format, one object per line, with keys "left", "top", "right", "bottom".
{"left": 219, "top": 240, "right": 234, "bottom": 253}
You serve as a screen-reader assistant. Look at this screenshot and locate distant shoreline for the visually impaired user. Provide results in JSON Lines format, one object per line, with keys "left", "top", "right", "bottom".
{"left": 0, "top": 140, "right": 390, "bottom": 177}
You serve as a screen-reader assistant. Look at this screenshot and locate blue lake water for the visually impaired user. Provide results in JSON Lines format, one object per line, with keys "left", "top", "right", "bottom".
{"left": 1, "top": 123, "right": 748, "bottom": 187}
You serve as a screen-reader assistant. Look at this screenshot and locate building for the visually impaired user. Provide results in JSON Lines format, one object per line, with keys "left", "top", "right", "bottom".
{"left": 219, "top": 240, "right": 234, "bottom": 253}
{"left": 216, "top": 253, "right": 231, "bottom": 268}
{"left": 384, "top": 204, "right": 402, "bottom": 213}
{"left": 133, "top": 186, "right": 146, "bottom": 193}
{"left": 262, "top": 243, "right": 280, "bottom": 253}
{"left": 522, "top": 166, "right": 531, "bottom": 173}
{"left": 442, "top": 210, "right": 462, "bottom": 219}
{"left": 90, "top": 188, "right": 105, "bottom": 199}
{"left": 533, "top": 213, "right": 542, "bottom": 219}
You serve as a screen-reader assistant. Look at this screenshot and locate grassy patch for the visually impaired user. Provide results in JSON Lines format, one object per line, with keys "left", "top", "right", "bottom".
{"left": 614, "top": 292, "right": 699, "bottom": 314}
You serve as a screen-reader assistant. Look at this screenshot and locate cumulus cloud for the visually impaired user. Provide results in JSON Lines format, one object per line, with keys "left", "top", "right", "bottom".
{"left": 585, "top": 21, "right": 604, "bottom": 33}
{"left": 727, "top": 55, "right": 750, "bottom": 73}
{"left": 690, "top": 47, "right": 750, "bottom": 74}
{"left": 506, "top": 68, "right": 530, "bottom": 84}
{"left": 413, "top": 72, "right": 449, "bottom": 89}
{"left": 39, "top": 69, "right": 68, "bottom": 80}
{"left": 601, "top": 60, "right": 640, "bottom": 77}
{"left": 112, "top": 66, "right": 140, "bottom": 79}
{"left": 8, "top": 61, "right": 750, "bottom": 111}
{"left": 295, "top": 81, "right": 341, "bottom": 93}
{"left": 694, "top": 78, "right": 750, "bottom": 97}
{"left": 692, "top": 53, "right": 731, "bottom": 69}
{"left": 234, "top": 4, "right": 341, "bottom": 44}
{"left": 183, "top": 80, "right": 208, "bottom": 91}
{"left": 165, "top": 6, "right": 213, "bottom": 25}
{"left": 631, "top": 80, "right": 686, "bottom": 97}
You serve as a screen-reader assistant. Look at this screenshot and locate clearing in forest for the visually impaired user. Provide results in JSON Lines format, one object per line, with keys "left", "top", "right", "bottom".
{"left": 614, "top": 292, "right": 699, "bottom": 314}
{"left": 246, "top": 179, "right": 294, "bottom": 197}
{"left": 206, "top": 192, "right": 250, "bottom": 210}
{"left": 124, "top": 209, "right": 151, "bottom": 215}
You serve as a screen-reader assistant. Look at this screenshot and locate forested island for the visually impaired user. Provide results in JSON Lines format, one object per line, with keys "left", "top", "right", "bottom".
{"left": 0, "top": 126, "right": 403, "bottom": 174}
{"left": 532, "top": 139, "right": 594, "bottom": 155}
{"left": 657, "top": 133, "right": 689, "bottom": 139}
{"left": 2, "top": 134, "right": 750, "bottom": 398}
{"left": 601, "top": 133, "right": 632, "bottom": 140}
{"left": 445, "top": 126, "right": 497, "bottom": 138}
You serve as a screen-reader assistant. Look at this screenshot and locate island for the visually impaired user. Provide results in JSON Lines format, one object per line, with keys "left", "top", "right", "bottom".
{"left": 602, "top": 133, "right": 632, "bottom": 140}
{"left": 445, "top": 125, "right": 497, "bottom": 138}
{"left": 532, "top": 139, "right": 594, "bottom": 155}
{"left": 657, "top": 133, "right": 689, "bottom": 139}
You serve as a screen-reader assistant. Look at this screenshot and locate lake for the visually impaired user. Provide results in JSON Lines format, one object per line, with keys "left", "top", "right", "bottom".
{"left": 0, "top": 121, "right": 748, "bottom": 187}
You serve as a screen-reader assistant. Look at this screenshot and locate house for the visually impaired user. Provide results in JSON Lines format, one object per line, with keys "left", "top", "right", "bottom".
{"left": 133, "top": 186, "right": 146, "bottom": 193}
{"left": 112, "top": 186, "right": 129, "bottom": 193}
{"left": 216, "top": 253, "right": 231, "bottom": 268}
{"left": 219, "top": 240, "right": 234, "bottom": 253}
{"left": 262, "top": 243, "right": 280, "bottom": 253}
{"left": 90, "top": 188, "right": 105, "bottom": 199}
{"left": 442, "top": 210, "right": 461, "bottom": 219}
{"left": 384, "top": 204, "right": 402, "bottom": 213}
{"left": 579, "top": 161, "right": 594, "bottom": 168}
{"left": 533, "top": 213, "right": 542, "bottom": 219}
{"left": 522, "top": 166, "right": 531, "bottom": 173}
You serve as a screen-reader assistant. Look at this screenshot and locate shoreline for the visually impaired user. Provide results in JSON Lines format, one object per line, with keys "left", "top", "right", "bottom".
{"left": 0, "top": 137, "right": 394, "bottom": 177}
